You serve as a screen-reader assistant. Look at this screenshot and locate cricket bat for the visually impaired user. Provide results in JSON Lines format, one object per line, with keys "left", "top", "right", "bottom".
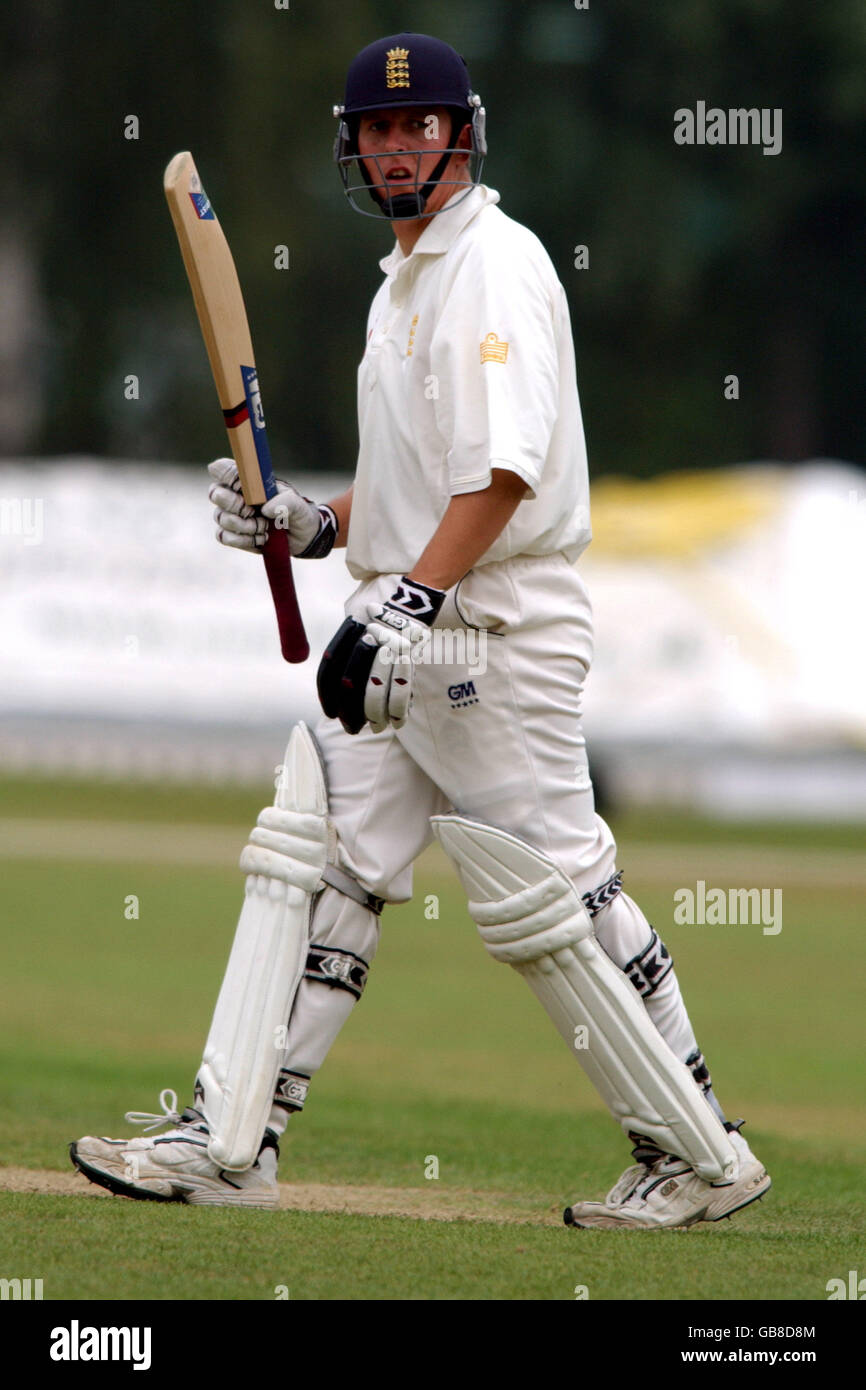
{"left": 163, "top": 150, "right": 309, "bottom": 663}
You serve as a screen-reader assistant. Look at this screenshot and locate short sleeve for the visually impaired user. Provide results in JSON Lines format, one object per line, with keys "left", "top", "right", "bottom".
{"left": 429, "top": 232, "right": 560, "bottom": 499}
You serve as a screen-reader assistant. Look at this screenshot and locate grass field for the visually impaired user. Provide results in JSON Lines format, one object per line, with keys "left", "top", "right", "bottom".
{"left": 1, "top": 772, "right": 863, "bottom": 1301}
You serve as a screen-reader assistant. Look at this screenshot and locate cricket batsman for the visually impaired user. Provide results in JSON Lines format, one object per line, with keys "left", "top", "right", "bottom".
{"left": 71, "top": 33, "right": 771, "bottom": 1229}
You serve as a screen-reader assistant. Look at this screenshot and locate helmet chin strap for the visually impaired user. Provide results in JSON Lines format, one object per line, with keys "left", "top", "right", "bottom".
{"left": 367, "top": 146, "right": 455, "bottom": 220}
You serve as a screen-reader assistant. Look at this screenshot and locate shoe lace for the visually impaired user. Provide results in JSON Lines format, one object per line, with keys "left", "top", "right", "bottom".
{"left": 606, "top": 1162, "right": 650, "bottom": 1207}
{"left": 608, "top": 1134, "right": 692, "bottom": 1205}
{"left": 124, "top": 1088, "right": 202, "bottom": 1134}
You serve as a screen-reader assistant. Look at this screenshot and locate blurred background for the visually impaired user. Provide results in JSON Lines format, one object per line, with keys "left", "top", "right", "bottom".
{"left": 2, "top": 0, "right": 865, "bottom": 815}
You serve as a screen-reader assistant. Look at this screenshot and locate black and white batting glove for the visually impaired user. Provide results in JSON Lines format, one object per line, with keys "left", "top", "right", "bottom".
{"left": 207, "top": 458, "right": 338, "bottom": 558}
{"left": 317, "top": 576, "right": 446, "bottom": 735}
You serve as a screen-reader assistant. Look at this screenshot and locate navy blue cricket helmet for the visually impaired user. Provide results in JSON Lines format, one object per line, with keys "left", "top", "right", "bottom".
{"left": 333, "top": 32, "right": 487, "bottom": 220}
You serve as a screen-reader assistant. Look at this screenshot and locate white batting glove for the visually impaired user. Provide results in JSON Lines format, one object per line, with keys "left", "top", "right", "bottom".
{"left": 361, "top": 605, "right": 432, "bottom": 733}
{"left": 317, "top": 576, "right": 446, "bottom": 735}
{"left": 207, "top": 458, "right": 338, "bottom": 557}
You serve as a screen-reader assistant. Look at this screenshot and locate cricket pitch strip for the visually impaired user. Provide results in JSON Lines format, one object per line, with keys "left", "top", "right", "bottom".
{"left": 0, "top": 1167, "right": 562, "bottom": 1226}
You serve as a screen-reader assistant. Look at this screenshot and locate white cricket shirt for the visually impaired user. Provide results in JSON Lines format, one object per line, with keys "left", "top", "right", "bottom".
{"left": 345, "top": 184, "right": 592, "bottom": 581}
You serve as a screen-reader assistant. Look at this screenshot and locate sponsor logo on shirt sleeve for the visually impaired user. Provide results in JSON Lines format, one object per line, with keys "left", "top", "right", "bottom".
{"left": 480, "top": 332, "right": 509, "bottom": 364}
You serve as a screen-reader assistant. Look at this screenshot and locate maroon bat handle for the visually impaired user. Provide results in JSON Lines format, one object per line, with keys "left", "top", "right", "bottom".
{"left": 262, "top": 526, "right": 309, "bottom": 663}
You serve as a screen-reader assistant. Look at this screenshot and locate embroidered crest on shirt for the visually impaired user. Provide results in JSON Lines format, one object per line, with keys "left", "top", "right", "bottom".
{"left": 406, "top": 314, "right": 419, "bottom": 356}
{"left": 385, "top": 47, "right": 410, "bottom": 89}
{"left": 480, "top": 332, "right": 509, "bottom": 364}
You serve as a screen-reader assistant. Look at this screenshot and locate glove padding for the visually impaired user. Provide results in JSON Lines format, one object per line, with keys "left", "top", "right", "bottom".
{"left": 318, "top": 577, "right": 446, "bottom": 735}
{"left": 208, "top": 458, "right": 337, "bottom": 558}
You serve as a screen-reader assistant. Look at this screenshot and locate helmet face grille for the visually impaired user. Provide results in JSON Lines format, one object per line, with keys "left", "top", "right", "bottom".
{"left": 334, "top": 115, "right": 486, "bottom": 221}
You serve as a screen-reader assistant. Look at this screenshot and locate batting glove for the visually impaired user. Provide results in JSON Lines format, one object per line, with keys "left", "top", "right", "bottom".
{"left": 318, "top": 577, "right": 446, "bottom": 735}
{"left": 208, "top": 458, "right": 338, "bottom": 558}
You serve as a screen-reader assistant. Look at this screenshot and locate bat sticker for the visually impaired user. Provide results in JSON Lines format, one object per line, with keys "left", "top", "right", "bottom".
{"left": 189, "top": 190, "right": 214, "bottom": 220}
{"left": 241, "top": 365, "right": 277, "bottom": 498}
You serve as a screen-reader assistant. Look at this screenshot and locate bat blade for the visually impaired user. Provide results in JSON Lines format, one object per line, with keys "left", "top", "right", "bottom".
{"left": 164, "top": 150, "right": 309, "bottom": 663}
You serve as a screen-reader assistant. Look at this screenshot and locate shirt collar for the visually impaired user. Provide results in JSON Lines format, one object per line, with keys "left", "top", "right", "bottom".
{"left": 378, "top": 185, "right": 500, "bottom": 276}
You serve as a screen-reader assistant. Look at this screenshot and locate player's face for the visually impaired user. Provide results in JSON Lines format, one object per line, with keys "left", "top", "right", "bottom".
{"left": 356, "top": 106, "right": 470, "bottom": 216}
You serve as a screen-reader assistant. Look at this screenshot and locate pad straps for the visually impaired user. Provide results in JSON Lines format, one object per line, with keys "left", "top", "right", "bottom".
{"left": 321, "top": 863, "right": 385, "bottom": 916}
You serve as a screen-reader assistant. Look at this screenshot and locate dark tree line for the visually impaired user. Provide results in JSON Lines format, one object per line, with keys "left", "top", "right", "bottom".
{"left": 1, "top": 0, "right": 864, "bottom": 476}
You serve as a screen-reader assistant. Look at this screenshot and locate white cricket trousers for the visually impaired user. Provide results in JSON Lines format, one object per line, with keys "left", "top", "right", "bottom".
{"left": 269, "top": 552, "right": 711, "bottom": 1135}
{"left": 322, "top": 551, "right": 617, "bottom": 903}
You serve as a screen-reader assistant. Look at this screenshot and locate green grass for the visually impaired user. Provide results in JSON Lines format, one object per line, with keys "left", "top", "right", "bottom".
{"left": 1, "top": 773, "right": 863, "bottom": 1299}
{"left": 2, "top": 1182, "right": 860, "bottom": 1301}
{"left": 0, "top": 771, "right": 265, "bottom": 827}
{"left": 3, "top": 767, "right": 865, "bottom": 847}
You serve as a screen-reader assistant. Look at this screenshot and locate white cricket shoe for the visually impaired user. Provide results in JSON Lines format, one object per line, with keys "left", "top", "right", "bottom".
{"left": 564, "top": 1127, "right": 770, "bottom": 1230}
{"left": 69, "top": 1089, "right": 280, "bottom": 1210}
